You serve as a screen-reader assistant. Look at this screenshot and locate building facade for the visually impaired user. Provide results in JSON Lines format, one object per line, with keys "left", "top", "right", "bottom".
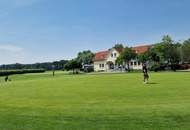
{"left": 93, "top": 45, "right": 152, "bottom": 72}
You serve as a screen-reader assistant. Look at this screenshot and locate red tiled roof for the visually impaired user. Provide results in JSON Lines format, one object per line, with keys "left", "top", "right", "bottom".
{"left": 94, "top": 51, "right": 109, "bottom": 61}
{"left": 132, "top": 45, "right": 152, "bottom": 54}
{"left": 115, "top": 48, "right": 124, "bottom": 53}
{"left": 94, "top": 45, "right": 152, "bottom": 61}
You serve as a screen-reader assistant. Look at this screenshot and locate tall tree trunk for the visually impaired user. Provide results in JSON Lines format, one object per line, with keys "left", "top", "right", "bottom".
{"left": 127, "top": 61, "right": 130, "bottom": 72}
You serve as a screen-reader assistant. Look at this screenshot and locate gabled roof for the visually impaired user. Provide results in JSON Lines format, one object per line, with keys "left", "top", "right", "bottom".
{"left": 94, "top": 45, "right": 153, "bottom": 62}
{"left": 115, "top": 48, "right": 124, "bottom": 54}
{"left": 93, "top": 51, "right": 109, "bottom": 61}
{"left": 132, "top": 45, "right": 152, "bottom": 54}
{"left": 94, "top": 48, "right": 124, "bottom": 62}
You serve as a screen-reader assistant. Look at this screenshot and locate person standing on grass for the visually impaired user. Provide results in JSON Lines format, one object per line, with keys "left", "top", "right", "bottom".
{"left": 142, "top": 63, "right": 149, "bottom": 84}
{"left": 5, "top": 75, "right": 9, "bottom": 82}
{"left": 52, "top": 65, "right": 55, "bottom": 77}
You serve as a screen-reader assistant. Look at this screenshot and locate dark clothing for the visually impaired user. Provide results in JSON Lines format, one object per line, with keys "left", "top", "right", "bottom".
{"left": 5, "top": 76, "right": 9, "bottom": 82}
{"left": 142, "top": 65, "right": 149, "bottom": 82}
{"left": 144, "top": 72, "right": 149, "bottom": 78}
{"left": 143, "top": 66, "right": 148, "bottom": 74}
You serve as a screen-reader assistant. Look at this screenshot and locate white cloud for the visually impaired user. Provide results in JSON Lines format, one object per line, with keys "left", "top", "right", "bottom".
{"left": 0, "top": 44, "right": 24, "bottom": 52}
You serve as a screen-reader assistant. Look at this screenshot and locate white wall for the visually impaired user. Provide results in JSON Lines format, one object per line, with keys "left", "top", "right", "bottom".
{"left": 129, "top": 60, "right": 143, "bottom": 70}
{"left": 106, "top": 49, "right": 120, "bottom": 64}
{"left": 94, "top": 60, "right": 107, "bottom": 71}
{"left": 94, "top": 48, "right": 143, "bottom": 72}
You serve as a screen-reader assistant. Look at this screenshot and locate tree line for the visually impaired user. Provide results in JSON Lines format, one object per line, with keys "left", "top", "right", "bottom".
{"left": 116, "top": 35, "right": 190, "bottom": 72}
{"left": 0, "top": 69, "right": 46, "bottom": 77}
{"left": 64, "top": 35, "right": 190, "bottom": 73}
{"left": 1, "top": 35, "right": 190, "bottom": 73}
{"left": 64, "top": 50, "right": 94, "bottom": 74}
{"left": 0, "top": 60, "right": 68, "bottom": 71}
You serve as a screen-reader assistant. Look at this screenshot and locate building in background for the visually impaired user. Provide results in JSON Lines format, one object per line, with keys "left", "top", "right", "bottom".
{"left": 93, "top": 45, "right": 152, "bottom": 72}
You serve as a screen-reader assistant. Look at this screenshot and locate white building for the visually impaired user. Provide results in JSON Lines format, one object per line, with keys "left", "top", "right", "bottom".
{"left": 93, "top": 45, "right": 152, "bottom": 72}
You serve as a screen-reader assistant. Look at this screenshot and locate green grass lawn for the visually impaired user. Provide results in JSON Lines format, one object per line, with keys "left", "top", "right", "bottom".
{"left": 0, "top": 72, "right": 190, "bottom": 130}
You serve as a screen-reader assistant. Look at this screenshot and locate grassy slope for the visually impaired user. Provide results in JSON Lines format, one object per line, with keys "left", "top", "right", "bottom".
{"left": 0, "top": 72, "right": 190, "bottom": 130}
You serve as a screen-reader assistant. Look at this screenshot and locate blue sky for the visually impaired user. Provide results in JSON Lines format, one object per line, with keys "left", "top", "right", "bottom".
{"left": 0, "top": 0, "right": 190, "bottom": 64}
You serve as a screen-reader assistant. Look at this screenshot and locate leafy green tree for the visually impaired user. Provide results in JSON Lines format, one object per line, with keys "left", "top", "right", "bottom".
{"left": 76, "top": 50, "right": 94, "bottom": 65}
{"left": 169, "top": 44, "right": 181, "bottom": 71}
{"left": 113, "top": 44, "right": 124, "bottom": 49}
{"left": 116, "top": 55, "right": 123, "bottom": 65}
{"left": 147, "top": 47, "right": 160, "bottom": 63}
{"left": 147, "top": 35, "right": 173, "bottom": 64}
{"left": 64, "top": 59, "right": 82, "bottom": 74}
{"left": 159, "top": 35, "right": 180, "bottom": 64}
{"left": 138, "top": 52, "right": 149, "bottom": 63}
{"left": 161, "top": 36, "right": 181, "bottom": 68}
{"left": 170, "top": 44, "right": 181, "bottom": 63}
{"left": 153, "top": 36, "right": 180, "bottom": 62}
{"left": 181, "top": 39, "right": 190, "bottom": 63}
{"left": 162, "top": 35, "right": 173, "bottom": 44}
{"left": 120, "top": 47, "right": 137, "bottom": 72}
{"left": 147, "top": 35, "right": 181, "bottom": 71}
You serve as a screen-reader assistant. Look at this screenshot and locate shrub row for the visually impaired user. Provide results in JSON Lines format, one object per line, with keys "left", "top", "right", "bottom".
{"left": 0, "top": 69, "right": 46, "bottom": 76}
{"left": 150, "top": 63, "right": 190, "bottom": 72}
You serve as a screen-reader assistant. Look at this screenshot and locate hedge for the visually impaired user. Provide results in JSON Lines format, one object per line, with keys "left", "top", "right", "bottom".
{"left": 0, "top": 69, "right": 46, "bottom": 76}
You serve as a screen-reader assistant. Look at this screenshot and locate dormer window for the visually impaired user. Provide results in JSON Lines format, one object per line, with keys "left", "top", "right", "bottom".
{"left": 114, "top": 53, "right": 117, "bottom": 57}
{"left": 111, "top": 53, "right": 113, "bottom": 57}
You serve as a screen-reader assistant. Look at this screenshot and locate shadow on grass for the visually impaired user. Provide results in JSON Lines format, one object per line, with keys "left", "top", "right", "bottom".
{"left": 147, "top": 82, "right": 159, "bottom": 85}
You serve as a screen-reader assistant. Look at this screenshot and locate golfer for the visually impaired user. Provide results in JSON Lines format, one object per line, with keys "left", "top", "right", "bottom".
{"left": 142, "top": 63, "right": 149, "bottom": 84}
{"left": 5, "top": 76, "right": 9, "bottom": 82}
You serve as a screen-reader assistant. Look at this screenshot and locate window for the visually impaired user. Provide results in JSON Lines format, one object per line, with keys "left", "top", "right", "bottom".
{"left": 99, "top": 64, "right": 101, "bottom": 68}
{"left": 134, "top": 62, "right": 137, "bottom": 66}
{"left": 111, "top": 53, "right": 113, "bottom": 57}
{"left": 102, "top": 64, "right": 104, "bottom": 68}
{"left": 131, "top": 62, "right": 133, "bottom": 66}
{"left": 114, "top": 53, "right": 117, "bottom": 57}
{"left": 138, "top": 61, "right": 141, "bottom": 65}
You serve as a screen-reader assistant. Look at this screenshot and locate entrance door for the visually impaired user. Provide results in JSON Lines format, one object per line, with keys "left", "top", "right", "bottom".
{"left": 107, "top": 61, "right": 114, "bottom": 70}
